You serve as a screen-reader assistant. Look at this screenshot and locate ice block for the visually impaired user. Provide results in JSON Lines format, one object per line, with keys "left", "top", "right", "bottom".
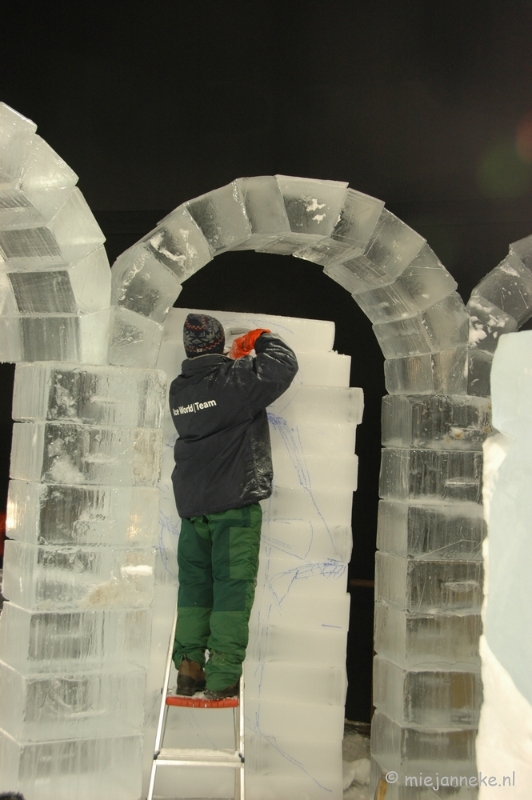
{"left": 509, "top": 231, "right": 532, "bottom": 268}
{"left": 7, "top": 480, "right": 159, "bottom": 547}
{"left": 372, "top": 656, "right": 481, "bottom": 728}
{"left": 13, "top": 363, "right": 166, "bottom": 428}
{"left": 0, "top": 603, "right": 152, "bottom": 672}
{"left": 384, "top": 347, "right": 468, "bottom": 395}
{"left": 381, "top": 394, "right": 492, "bottom": 450}
{"left": 0, "top": 730, "right": 143, "bottom": 800}
{"left": 261, "top": 519, "right": 353, "bottom": 563}
{"left": 375, "top": 551, "right": 483, "bottom": 613}
{"left": 0, "top": 660, "right": 146, "bottom": 741}
{"left": 371, "top": 711, "right": 477, "bottom": 774}
{"left": 186, "top": 181, "right": 251, "bottom": 253}
{"left": 245, "top": 696, "right": 345, "bottom": 742}
{"left": 10, "top": 421, "right": 162, "bottom": 487}
{"left": 466, "top": 294, "right": 518, "bottom": 354}
{"left": 0, "top": 102, "right": 37, "bottom": 173}
{"left": 0, "top": 247, "right": 110, "bottom": 314}
{"left": 0, "top": 308, "right": 110, "bottom": 364}
{"left": 269, "top": 416, "right": 358, "bottom": 457}
{"left": 262, "top": 484, "right": 353, "bottom": 527}
{"left": 294, "top": 187, "right": 384, "bottom": 266}
{"left": 467, "top": 347, "right": 492, "bottom": 397}
{"left": 270, "top": 384, "right": 363, "bottom": 424}
{"left": 374, "top": 602, "right": 481, "bottom": 668}
{"left": 489, "top": 330, "right": 532, "bottom": 435}
{"left": 233, "top": 175, "right": 291, "bottom": 250}
{"left": 470, "top": 252, "right": 532, "bottom": 325}
{"left": 376, "top": 500, "right": 485, "bottom": 561}
{"left": 257, "top": 175, "right": 348, "bottom": 254}
{"left": 379, "top": 447, "right": 483, "bottom": 503}
{"left": 249, "top": 583, "right": 351, "bottom": 634}
{"left": 255, "top": 553, "right": 349, "bottom": 605}
{"left": 108, "top": 306, "right": 163, "bottom": 368}
{"left": 245, "top": 661, "right": 347, "bottom": 707}
{"left": 0, "top": 188, "right": 105, "bottom": 269}
{"left": 3, "top": 541, "right": 155, "bottom": 610}
{"left": 247, "top": 622, "right": 348, "bottom": 664}
{"left": 373, "top": 292, "right": 469, "bottom": 359}
{"left": 111, "top": 249, "right": 182, "bottom": 322}
{"left": 272, "top": 450, "right": 358, "bottom": 491}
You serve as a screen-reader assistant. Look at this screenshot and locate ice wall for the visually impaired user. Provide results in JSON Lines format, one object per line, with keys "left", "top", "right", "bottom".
{"left": 476, "top": 332, "right": 532, "bottom": 799}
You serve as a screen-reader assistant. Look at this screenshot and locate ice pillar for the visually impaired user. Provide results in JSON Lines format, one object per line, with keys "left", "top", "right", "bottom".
{"left": 476, "top": 331, "right": 532, "bottom": 798}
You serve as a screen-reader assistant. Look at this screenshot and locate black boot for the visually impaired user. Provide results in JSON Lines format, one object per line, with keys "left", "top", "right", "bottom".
{"left": 204, "top": 680, "right": 239, "bottom": 700}
{"left": 176, "top": 656, "right": 206, "bottom": 696}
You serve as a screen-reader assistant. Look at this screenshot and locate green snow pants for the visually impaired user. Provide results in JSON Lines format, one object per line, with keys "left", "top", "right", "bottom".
{"left": 173, "top": 503, "right": 262, "bottom": 691}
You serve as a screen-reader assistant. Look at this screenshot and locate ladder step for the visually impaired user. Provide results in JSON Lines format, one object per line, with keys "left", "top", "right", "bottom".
{"left": 157, "top": 747, "right": 242, "bottom": 766}
{"left": 166, "top": 694, "right": 239, "bottom": 708}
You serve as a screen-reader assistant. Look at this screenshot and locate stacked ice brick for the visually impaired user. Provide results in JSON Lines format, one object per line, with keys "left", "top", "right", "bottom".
{"left": 0, "top": 104, "right": 166, "bottom": 799}
{"left": 0, "top": 103, "right": 110, "bottom": 363}
{"left": 150, "top": 307, "right": 362, "bottom": 799}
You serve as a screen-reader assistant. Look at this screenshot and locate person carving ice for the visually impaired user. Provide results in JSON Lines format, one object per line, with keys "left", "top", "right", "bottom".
{"left": 170, "top": 313, "right": 298, "bottom": 699}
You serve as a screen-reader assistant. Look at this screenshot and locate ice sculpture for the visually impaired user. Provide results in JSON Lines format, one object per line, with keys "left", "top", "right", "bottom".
{"left": 1, "top": 100, "right": 531, "bottom": 799}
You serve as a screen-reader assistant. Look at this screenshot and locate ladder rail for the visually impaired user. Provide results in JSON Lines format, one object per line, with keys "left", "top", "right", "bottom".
{"left": 146, "top": 605, "right": 245, "bottom": 800}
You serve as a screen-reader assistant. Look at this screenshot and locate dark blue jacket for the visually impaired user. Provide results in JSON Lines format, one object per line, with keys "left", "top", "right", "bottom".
{"left": 170, "top": 333, "right": 298, "bottom": 518}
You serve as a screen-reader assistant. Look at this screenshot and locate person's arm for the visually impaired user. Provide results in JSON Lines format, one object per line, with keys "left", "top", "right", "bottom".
{"left": 234, "top": 330, "right": 298, "bottom": 411}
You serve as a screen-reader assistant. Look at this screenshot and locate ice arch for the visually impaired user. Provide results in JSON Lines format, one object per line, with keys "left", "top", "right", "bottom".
{"left": 2, "top": 99, "right": 532, "bottom": 797}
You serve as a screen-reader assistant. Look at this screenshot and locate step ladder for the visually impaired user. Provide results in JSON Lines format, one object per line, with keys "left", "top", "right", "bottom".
{"left": 147, "top": 608, "right": 245, "bottom": 800}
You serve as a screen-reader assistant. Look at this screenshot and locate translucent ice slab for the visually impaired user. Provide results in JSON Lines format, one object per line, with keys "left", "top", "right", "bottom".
{"left": 3, "top": 541, "right": 155, "bottom": 610}
{"left": 325, "top": 209, "right": 425, "bottom": 294}
{"left": 250, "top": 585, "right": 351, "bottom": 634}
{"left": 373, "top": 656, "right": 481, "bottom": 727}
{"left": 379, "top": 448, "right": 483, "bottom": 503}
{"left": 373, "top": 293, "right": 469, "bottom": 359}
{"left": 246, "top": 734, "right": 342, "bottom": 789}
{"left": 111, "top": 249, "right": 182, "bottom": 323}
{"left": 0, "top": 730, "right": 142, "bottom": 800}
{"left": 509, "top": 231, "right": 532, "bottom": 268}
{"left": 466, "top": 294, "right": 518, "bottom": 354}
{"left": 245, "top": 696, "right": 344, "bottom": 742}
{"left": 108, "top": 306, "right": 163, "bottom": 368}
{"left": 0, "top": 603, "right": 152, "bottom": 672}
{"left": 271, "top": 384, "right": 363, "bottom": 424}
{"left": 0, "top": 102, "right": 37, "bottom": 170}
{"left": 165, "top": 305, "right": 336, "bottom": 354}
{"left": 376, "top": 500, "right": 485, "bottom": 561}
{"left": 0, "top": 247, "right": 111, "bottom": 314}
{"left": 132, "top": 204, "right": 212, "bottom": 277}
{"left": 470, "top": 252, "right": 532, "bottom": 325}
{"left": 353, "top": 245, "right": 457, "bottom": 324}
{"left": 370, "top": 756, "right": 480, "bottom": 799}
{"left": 233, "top": 175, "right": 291, "bottom": 250}
{"left": 381, "top": 394, "right": 492, "bottom": 450}
{"left": 272, "top": 450, "right": 358, "bottom": 491}
{"left": 375, "top": 551, "right": 483, "bottom": 613}
{"left": 371, "top": 711, "right": 477, "bottom": 775}
{"left": 262, "top": 485, "right": 353, "bottom": 526}
{"left": 294, "top": 187, "right": 384, "bottom": 266}
{"left": 256, "top": 553, "right": 349, "bottom": 605}
{"left": 269, "top": 416, "right": 358, "bottom": 456}
{"left": 13, "top": 363, "right": 165, "bottom": 428}
{"left": 261, "top": 520, "right": 353, "bottom": 562}
{"left": 374, "top": 602, "right": 481, "bottom": 668}
{"left": 7, "top": 480, "right": 159, "bottom": 547}
{"left": 0, "top": 136, "right": 78, "bottom": 230}
{"left": 10, "top": 421, "right": 162, "bottom": 486}
{"left": 467, "top": 347, "right": 492, "bottom": 397}
{"left": 294, "top": 350, "right": 351, "bottom": 386}
{"left": 0, "top": 308, "right": 110, "bottom": 364}
{"left": 257, "top": 175, "right": 348, "bottom": 254}
{"left": 186, "top": 181, "right": 251, "bottom": 254}
{"left": 245, "top": 661, "right": 347, "bottom": 707}
{"left": 0, "top": 188, "right": 105, "bottom": 269}
{"left": 0, "top": 660, "right": 146, "bottom": 741}
{"left": 384, "top": 346, "right": 468, "bottom": 395}
{"left": 247, "top": 622, "right": 348, "bottom": 664}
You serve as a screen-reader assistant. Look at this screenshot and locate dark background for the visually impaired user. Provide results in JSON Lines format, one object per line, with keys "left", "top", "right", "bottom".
{"left": 2, "top": 0, "right": 532, "bottom": 722}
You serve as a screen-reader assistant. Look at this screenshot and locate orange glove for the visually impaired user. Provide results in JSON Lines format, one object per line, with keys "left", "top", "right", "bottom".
{"left": 230, "top": 329, "right": 271, "bottom": 359}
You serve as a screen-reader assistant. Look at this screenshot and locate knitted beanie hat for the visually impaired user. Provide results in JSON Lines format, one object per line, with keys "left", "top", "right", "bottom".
{"left": 183, "top": 313, "right": 225, "bottom": 358}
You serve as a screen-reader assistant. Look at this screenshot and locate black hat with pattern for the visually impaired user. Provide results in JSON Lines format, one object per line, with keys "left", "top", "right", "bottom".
{"left": 183, "top": 313, "right": 225, "bottom": 358}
